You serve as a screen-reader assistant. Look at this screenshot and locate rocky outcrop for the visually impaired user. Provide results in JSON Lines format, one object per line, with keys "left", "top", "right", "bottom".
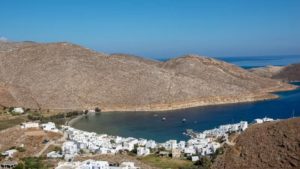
{"left": 212, "top": 118, "right": 300, "bottom": 169}
{"left": 0, "top": 41, "right": 296, "bottom": 111}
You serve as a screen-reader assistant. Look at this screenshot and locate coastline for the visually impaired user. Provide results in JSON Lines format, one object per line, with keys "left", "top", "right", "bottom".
{"left": 66, "top": 114, "right": 85, "bottom": 126}
{"left": 25, "top": 83, "right": 298, "bottom": 129}
{"left": 99, "top": 85, "right": 297, "bottom": 112}
{"left": 63, "top": 84, "right": 298, "bottom": 115}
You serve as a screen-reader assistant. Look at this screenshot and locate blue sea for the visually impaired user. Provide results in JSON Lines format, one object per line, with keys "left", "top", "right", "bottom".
{"left": 217, "top": 55, "right": 300, "bottom": 69}
{"left": 73, "top": 55, "right": 300, "bottom": 142}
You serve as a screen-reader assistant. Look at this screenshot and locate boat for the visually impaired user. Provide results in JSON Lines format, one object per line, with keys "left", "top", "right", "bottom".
{"left": 162, "top": 117, "right": 166, "bottom": 121}
{"left": 182, "top": 118, "right": 187, "bottom": 123}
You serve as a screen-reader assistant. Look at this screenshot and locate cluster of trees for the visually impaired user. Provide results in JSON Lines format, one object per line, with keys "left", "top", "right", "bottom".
{"left": 14, "top": 157, "right": 49, "bottom": 169}
{"left": 27, "top": 110, "right": 84, "bottom": 122}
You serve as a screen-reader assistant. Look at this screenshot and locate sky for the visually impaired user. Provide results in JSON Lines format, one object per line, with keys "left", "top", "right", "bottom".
{"left": 0, "top": 0, "right": 300, "bottom": 59}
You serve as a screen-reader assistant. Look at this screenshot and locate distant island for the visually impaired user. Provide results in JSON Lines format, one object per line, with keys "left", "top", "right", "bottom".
{"left": 0, "top": 41, "right": 297, "bottom": 112}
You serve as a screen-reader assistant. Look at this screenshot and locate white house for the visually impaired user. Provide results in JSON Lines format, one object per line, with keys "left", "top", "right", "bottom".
{"left": 191, "top": 156, "right": 199, "bottom": 162}
{"left": 123, "top": 138, "right": 138, "bottom": 151}
{"left": 262, "top": 117, "right": 274, "bottom": 122}
{"left": 41, "top": 122, "right": 59, "bottom": 132}
{"left": 178, "top": 141, "right": 186, "bottom": 150}
{"left": 136, "top": 147, "right": 150, "bottom": 156}
{"left": 80, "top": 160, "right": 109, "bottom": 169}
{"left": 21, "top": 122, "right": 39, "bottom": 129}
{"left": 118, "top": 162, "right": 139, "bottom": 169}
{"left": 184, "top": 147, "right": 196, "bottom": 156}
{"left": 62, "top": 141, "right": 79, "bottom": 158}
{"left": 240, "top": 121, "right": 248, "bottom": 131}
{"left": 145, "top": 140, "right": 156, "bottom": 149}
{"left": 196, "top": 133, "right": 206, "bottom": 139}
{"left": 254, "top": 119, "right": 263, "bottom": 124}
{"left": 163, "top": 140, "right": 177, "bottom": 150}
{"left": 137, "top": 139, "right": 147, "bottom": 146}
{"left": 254, "top": 117, "right": 274, "bottom": 124}
{"left": 12, "top": 107, "right": 24, "bottom": 114}
{"left": 1, "top": 149, "right": 17, "bottom": 157}
{"left": 55, "top": 160, "right": 139, "bottom": 169}
{"left": 47, "top": 151, "right": 63, "bottom": 158}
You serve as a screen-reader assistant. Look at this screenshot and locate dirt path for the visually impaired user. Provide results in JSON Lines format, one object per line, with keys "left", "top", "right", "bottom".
{"left": 35, "top": 131, "right": 66, "bottom": 157}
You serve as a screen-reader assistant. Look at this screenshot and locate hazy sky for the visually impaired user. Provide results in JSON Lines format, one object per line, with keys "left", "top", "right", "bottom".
{"left": 0, "top": 0, "right": 299, "bottom": 59}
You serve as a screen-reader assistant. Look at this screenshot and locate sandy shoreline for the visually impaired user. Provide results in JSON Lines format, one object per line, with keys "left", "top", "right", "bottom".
{"left": 67, "top": 114, "right": 85, "bottom": 126}
{"left": 100, "top": 85, "right": 297, "bottom": 112}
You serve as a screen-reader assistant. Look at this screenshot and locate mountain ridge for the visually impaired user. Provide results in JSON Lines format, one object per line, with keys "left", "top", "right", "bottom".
{"left": 0, "top": 41, "right": 296, "bottom": 111}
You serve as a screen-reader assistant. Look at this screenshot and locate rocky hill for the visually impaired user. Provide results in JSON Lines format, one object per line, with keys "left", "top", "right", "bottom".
{"left": 249, "top": 66, "right": 284, "bottom": 78}
{"left": 273, "top": 63, "right": 300, "bottom": 82}
{"left": 212, "top": 117, "right": 300, "bottom": 169}
{"left": 0, "top": 41, "right": 296, "bottom": 111}
{"left": 250, "top": 63, "right": 300, "bottom": 82}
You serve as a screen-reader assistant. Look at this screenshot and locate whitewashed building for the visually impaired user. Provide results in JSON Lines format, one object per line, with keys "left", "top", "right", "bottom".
{"left": 55, "top": 160, "right": 139, "bottom": 169}
{"left": 137, "top": 147, "right": 150, "bottom": 156}
{"left": 145, "top": 140, "right": 156, "bottom": 149}
{"left": 21, "top": 122, "right": 39, "bottom": 129}
{"left": 80, "top": 160, "right": 109, "bottom": 169}
{"left": 191, "top": 156, "right": 199, "bottom": 162}
{"left": 184, "top": 147, "right": 196, "bottom": 156}
{"left": 254, "top": 117, "right": 274, "bottom": 124}
{"left": 47, "top": 151, "right": 63, "bottom": 158}
{"left": 41, "top": 122, "right": 59, "bottom": 132}
{"left": 12, "top": 107, "right": 24, "bottom": 114}
{"left": 1, "top": 149, "right": 17, "bottom": 158}
{"left": 63, "top": 141, "right": 79, "bottom": 155}
{"left": 118, "top": 162, "right": 139, "bottom": 169}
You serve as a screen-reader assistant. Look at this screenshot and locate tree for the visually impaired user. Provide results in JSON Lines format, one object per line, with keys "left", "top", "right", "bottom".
{"left": 21, "top": 157, "right": 48, "bottom": 169}
{"left": 95, "top": 107, "right": 101, "bottom": 112}
{"left": 8, "top": 107, "right": 14, "bottom": 112}
{"left": 13, "top": 163, "right": 24, "bottom": 169}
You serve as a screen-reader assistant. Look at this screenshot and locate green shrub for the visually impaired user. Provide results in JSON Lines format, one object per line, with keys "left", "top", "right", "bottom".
{"left": 16, "top": 147, "right": 26, "bottom": 152}
{"left": 20, "top": 157, "right": 48, "bottom": 169}
{"left": 53, "top": 146, "right": 62, "bottom": 153}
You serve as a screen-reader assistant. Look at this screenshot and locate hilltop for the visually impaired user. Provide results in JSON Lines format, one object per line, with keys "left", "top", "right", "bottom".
{"left": 212, "top": 117, "right": 300, "bottom": 169}
{"left": 0, "top": 41, "right": 296, "bottom": 111}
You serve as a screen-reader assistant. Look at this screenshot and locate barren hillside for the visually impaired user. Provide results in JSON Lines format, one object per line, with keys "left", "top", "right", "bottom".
{"left": 250, "top": 63, "right": 300, "bottom": 82}
{"left": 273, "top": 63, "right": 300, "bottom": 82}
{"left": 0, "top": 41, "right": 296, "bottom": 111}
{"left": 212, "top": 118, "right": 300, "bottom": 169}
{"left": 249, "top": 66, "right": 284, "bottom": 78}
